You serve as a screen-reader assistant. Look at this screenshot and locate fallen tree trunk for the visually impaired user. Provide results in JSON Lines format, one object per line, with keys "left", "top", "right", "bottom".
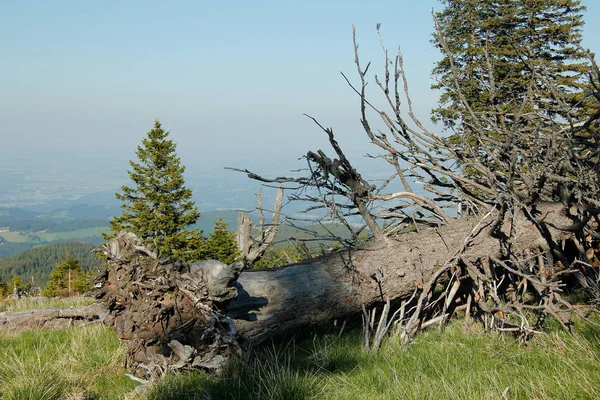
{"left": 4, "top": 205, "right": 594, "bottom": 377}
{"left": 0, "top": 303, "right": 106, "bottom": 332}
{"left": 226, "top": 206, "right": 567, "bottom": 342}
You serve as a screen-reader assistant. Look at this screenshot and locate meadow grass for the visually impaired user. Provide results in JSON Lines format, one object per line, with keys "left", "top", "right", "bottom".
{"left": 0, "top": 231, "right": 30, "bottom": 243}
{"left": 145, "top": 320, "right": 600, "bottom": 400}
{"left": 0, "top": 325, "right": 136, "bottom": 400}
{"left": 0, "top": 295, "right": 95, "bottom": 312}
{"left": 0, "top": 316, "right": 598, "bottom": 399}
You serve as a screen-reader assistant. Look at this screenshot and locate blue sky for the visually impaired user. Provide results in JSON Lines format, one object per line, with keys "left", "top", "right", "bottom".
{"left": 1, "top": 0, "right": 599, "bottom": 176}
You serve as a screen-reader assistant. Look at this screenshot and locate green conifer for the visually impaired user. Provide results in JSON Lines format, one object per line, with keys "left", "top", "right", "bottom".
{"left": 42, "top": 253, "right": 91, "bottom": 297}
{"left": 432, "top": 0, "right": 590, "bottom": 134}
{"left": 106, "top": 120, "right": 203, "bottom": 261}
{"left": 0, "top": 277, "right": 8, "bottom": 299}
{"left": 11, "top": 275, "right": 24, "bottom": 292}
{"left": 202, "top": 218, "right": 240, "bottom": 265}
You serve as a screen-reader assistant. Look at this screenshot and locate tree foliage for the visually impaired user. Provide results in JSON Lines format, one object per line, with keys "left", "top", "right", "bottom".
{"left": 41, "top": 253, "right": 92, "bottom": 297}
{"left": 0, "top": 242, "right": 101, "bottom": 286}
{"left": 432, "top": 0, "right": 590, "bottom": 133}
{"left": 107, "top": 120, "right": 202, "bottom": 261}
{"left": 11, "top": 275, "right": 24, "bottom": 291}
{"left": 0, "top": 238, "right": 33, "bottom": 258}
{"left": 0, "top": 277, "right": 9, "bottom": 299}
{"left": 201, "top": 218, "right": 240, "bottom": 265}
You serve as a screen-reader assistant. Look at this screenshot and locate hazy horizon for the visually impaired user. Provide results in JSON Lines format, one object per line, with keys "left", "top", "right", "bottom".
{"left": 2, "top": 0, "right": 599, "bottom": 207}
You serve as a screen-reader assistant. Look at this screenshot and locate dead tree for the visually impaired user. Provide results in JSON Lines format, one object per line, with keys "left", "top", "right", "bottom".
{"left": 231, "top": 23, "right": 600, "bottom": 339}
{"left": 236, "top": 184, "right": 285, "bottom": 266}
{"left": 82, "top": 23, "right": 600, "bottom": 379}
{"left": 90, "top": 203, "right": 585, "bottom": 379}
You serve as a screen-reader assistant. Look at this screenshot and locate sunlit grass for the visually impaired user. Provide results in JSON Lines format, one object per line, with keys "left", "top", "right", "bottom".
{"left": 1, "top": 314, "right": 599, "bottom": 399}
{"left": 0, "top": 325, "right": 136, "bottom": 399}
{"left": 0, "top": 295, "right": 95, "bottom": 312}
{"left": 145, "top": 320, "right": 600, "bottom": 400}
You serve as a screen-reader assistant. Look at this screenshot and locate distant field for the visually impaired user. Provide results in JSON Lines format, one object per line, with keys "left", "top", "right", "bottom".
{"left": 0, "top": 231, "right": 30, "bottom": 243}
{"left": 0, "top": 226, "right": 108, "bottom": 244}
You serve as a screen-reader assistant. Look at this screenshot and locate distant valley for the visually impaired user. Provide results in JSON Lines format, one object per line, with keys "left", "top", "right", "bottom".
{"left": 0, "top": 197, "right": 355, "bottom": 285}
{"left": 0, "top": 156, "right": 355, "bottom": 285}
{"left": 0, "top": 203, "right": 248, "bottom": 257}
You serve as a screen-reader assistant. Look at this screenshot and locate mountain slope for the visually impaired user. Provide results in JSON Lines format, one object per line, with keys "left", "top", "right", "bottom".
{"left": 0, "top": 242, "right": 102, "bottom": 286}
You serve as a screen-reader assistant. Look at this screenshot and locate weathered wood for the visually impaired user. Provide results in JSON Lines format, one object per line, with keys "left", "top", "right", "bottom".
{"left": 227, "top": 218, "right": 474, "bottom": 342}
{"left": 226, "top": 204, "right": 574, "bottom": 342}
{"left": 1, "top": 206, "right": 582, "bottom": 377}
{"left": 236, "top": 185, "right": 285, "bottom": 266}
{"left": 95, "top": 232, "right": 244, "bottom": 378}
{"left": 0, "top": 303, "right": 106, "bottom": 332}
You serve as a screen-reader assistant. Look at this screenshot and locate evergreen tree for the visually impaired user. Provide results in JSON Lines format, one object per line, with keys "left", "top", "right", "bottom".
{"left": 432, "top": 0, "right": 590, "bottom": 136}
{"left": 0, "top": 242, "right": 101, "bottom": 286}
{"left": 202, "top": 218, "right": 240, "bottom": 265}
{"left": 0, "top": 277, "right": 8, "bottom": 299}
{"left": 42, "top": 253, "right": 91, "bottom": 297}
{"left": 11, "top": 275, "right": 24, "bottom": 292}
{"left": 107, "top": 120, "right": 203, "bottom": 261}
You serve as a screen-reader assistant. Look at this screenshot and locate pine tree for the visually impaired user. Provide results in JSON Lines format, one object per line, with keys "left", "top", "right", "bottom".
{"left": 11, "top": 275, "right": 24, "bottom": 292}
{"left": 432, "top": 0, "right": 590, "bottom": 136}
{"left": 202, "top": 218, "right": 240, "bottom": 265}
{"left": 0, "top": 277, "right": 8, "bottom": 299}
{"left": 107, "top": 120, "right": 203, "bottom": 261}
{"left": 42, "top": 253, "right": 92, "bottom": 297}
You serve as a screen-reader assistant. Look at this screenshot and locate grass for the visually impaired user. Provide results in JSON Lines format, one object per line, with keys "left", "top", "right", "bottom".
{"left": 145, "top": 320, "right": 600, "bottom": 400}
{"left": 0, "top": 325, "right": 136, "bottom": 400}
{"left": 0, "top": 295, "right": 95, "bottom": 312}
{"left": 0, "top": 231, "right": 30, "bottom": 243}
{"left": 1, "top": 314, "right": 599, "bottom": 399}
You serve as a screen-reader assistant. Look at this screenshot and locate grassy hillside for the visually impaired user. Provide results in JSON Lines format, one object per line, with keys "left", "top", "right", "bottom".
{"left": 145, "top": 321, "right": 600, "bottom": 400}
{"left": 1, "top": 317, "right": 598, "bottom": 399}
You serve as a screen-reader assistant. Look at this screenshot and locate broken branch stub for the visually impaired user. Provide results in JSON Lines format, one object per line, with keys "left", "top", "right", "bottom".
{"left": 236, "top": 184, "right": 285, "bottom": 267}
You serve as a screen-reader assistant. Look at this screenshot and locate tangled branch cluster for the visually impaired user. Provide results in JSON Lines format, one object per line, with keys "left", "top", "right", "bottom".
{"left": 235, "top": 21, "right": 600, "bottom": 336}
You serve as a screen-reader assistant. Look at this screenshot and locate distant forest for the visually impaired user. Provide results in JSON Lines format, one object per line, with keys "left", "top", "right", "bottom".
{"left": 0, "top": 238, "right": 33, "bottom": 258}
{"left": 0, "top": 242, "right": 102, "bottom": 286}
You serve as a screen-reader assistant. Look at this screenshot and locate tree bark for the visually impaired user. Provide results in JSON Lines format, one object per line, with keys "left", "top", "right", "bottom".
{"left": 0, "top": 303, "right": 106, "bottom": 332}
{"left": 225, "top": 209, "right": 543, "bottom": 342}
{"left": 1, "top": 206, "right": 580, "bottom": 377}
{"left": 226, "top": 204, "right": 574, "bottom": 342}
